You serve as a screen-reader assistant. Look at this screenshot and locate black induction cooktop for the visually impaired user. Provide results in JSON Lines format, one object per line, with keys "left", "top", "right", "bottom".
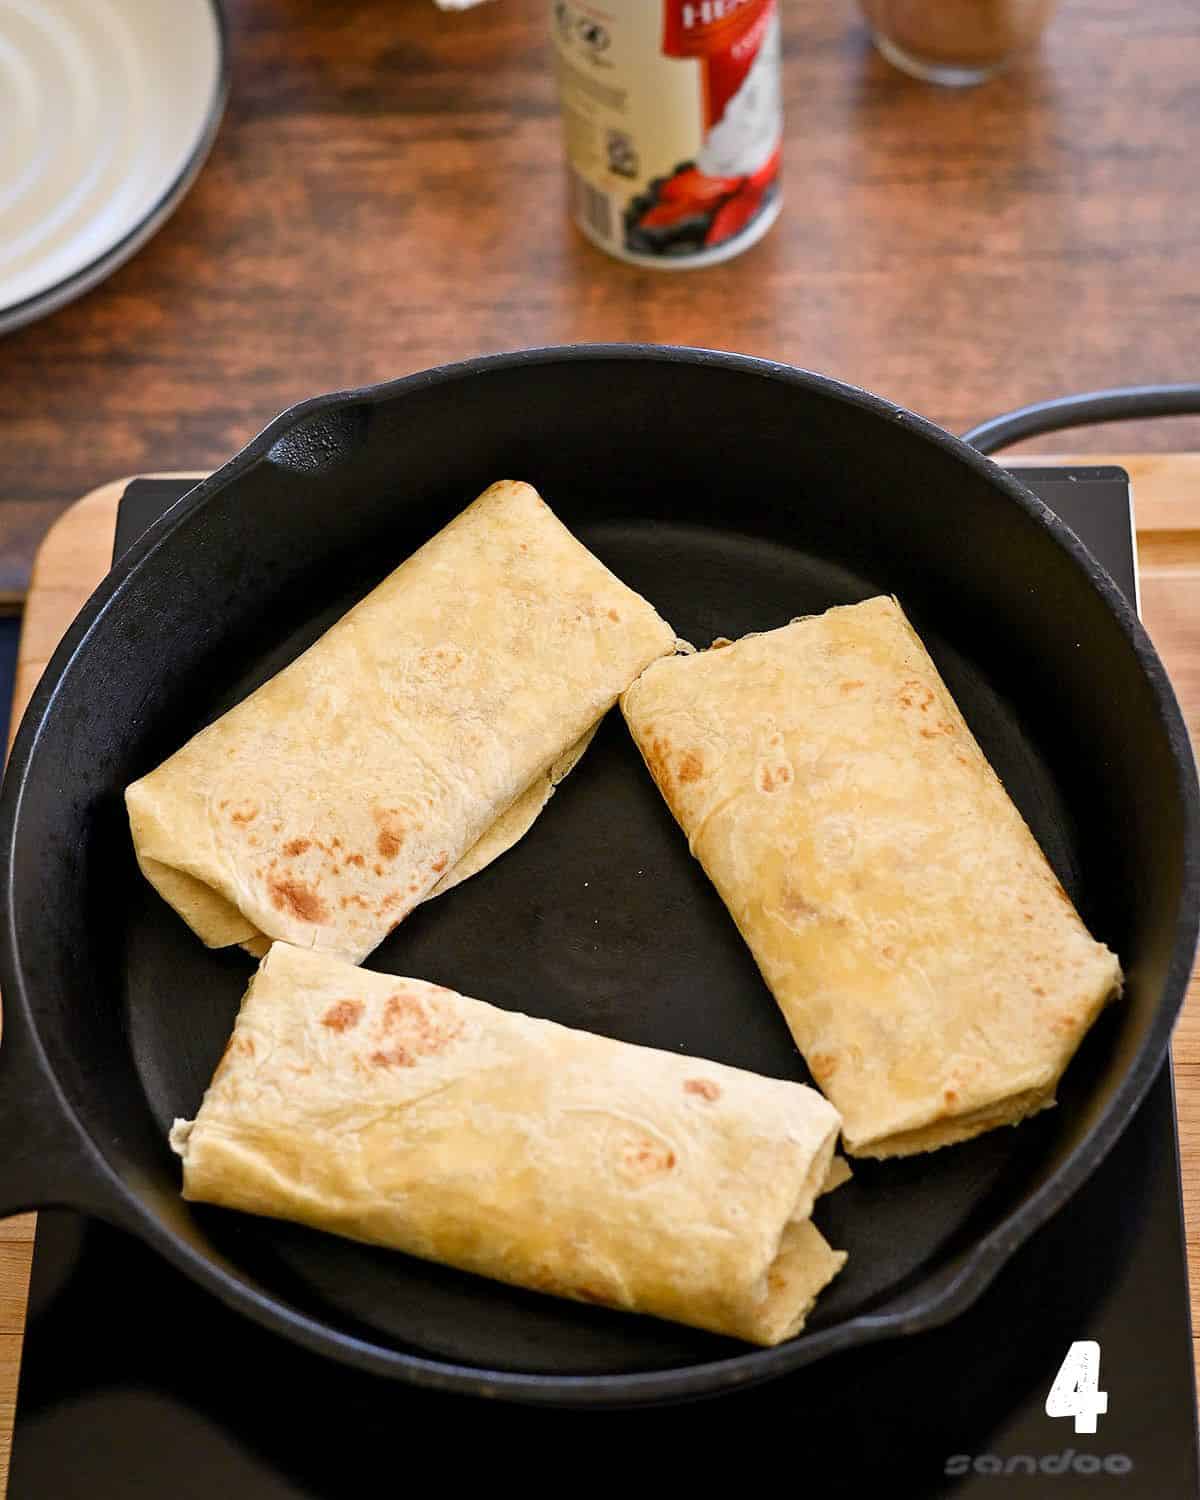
{"left": 6, "top": 470, "right": 1196, "bottom": 1498}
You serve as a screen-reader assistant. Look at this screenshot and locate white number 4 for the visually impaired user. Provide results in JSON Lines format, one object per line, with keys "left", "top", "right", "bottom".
{"left": 1045, "top": 1340, "right": 1109, "bottom": 1434}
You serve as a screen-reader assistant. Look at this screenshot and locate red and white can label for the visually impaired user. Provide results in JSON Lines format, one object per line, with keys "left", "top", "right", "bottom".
{"left": 552, "top": 0, "right": 782, "bottom": 267}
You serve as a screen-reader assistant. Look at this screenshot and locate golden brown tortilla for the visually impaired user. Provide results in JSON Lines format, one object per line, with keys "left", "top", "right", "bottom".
{"left": 127, "top": 482, "right": 676, "bottom": 964}
{"left": 171, "top": 942, "right": 847, "bottom": 1346}
{"left": 621, "top": 596, "right": 1123, "bottom": 1158}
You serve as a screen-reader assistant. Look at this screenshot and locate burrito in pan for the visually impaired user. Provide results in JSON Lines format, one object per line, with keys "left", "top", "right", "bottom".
{"left": 621, "top": 596, "right": 1123, "bottom": 1158}
{"left": 127, "top": 482, "right": 675, "bottom": 964}
{"left": 171, "top": 942, "right": 847, "bottom": 1346}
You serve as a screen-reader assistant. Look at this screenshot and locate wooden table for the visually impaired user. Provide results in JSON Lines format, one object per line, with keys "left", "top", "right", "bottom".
{"left": 0, "top": 455, "right": 1198, "bottom": 1490}
{"left": 0, "top": 0, "right": 1197, "bottom": 605}
{"left": 1, "top": 0, "right": 1199, "bottom": 1486}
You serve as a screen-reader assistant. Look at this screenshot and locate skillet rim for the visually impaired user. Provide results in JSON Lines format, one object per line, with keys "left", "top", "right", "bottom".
{"left": 1, "top": 344, "right": 1196, "bottom": 1405}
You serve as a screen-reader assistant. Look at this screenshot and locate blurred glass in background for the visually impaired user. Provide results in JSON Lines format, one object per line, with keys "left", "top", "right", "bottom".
{"left": 860, "top": 0, "right": 1059, "bottom": 86}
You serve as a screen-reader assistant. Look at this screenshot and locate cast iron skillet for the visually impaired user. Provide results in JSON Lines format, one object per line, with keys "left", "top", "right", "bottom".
{"left": 0, "top": 346, "right": 1195, "bottom": 1407}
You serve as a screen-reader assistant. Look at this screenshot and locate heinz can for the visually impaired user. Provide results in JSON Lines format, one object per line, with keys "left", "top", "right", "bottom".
{"left": 551, "top": 0, "right": 783, "bottom": 268}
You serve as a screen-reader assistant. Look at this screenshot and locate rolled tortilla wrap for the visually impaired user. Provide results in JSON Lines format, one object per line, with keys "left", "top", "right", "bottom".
{"left": 621, "top": 596, "right": 1123, "bottom": 1158}
{"left": 127, "top": 481, "right": 675, "bottom": 964}
{"left": 171, "top": 942, "right": 847, "bottom": 1346}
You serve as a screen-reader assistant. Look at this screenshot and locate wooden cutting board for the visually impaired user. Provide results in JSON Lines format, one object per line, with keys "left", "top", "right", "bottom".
{"left": 1, "top": 459, "right": 1199, "bottom": 1488}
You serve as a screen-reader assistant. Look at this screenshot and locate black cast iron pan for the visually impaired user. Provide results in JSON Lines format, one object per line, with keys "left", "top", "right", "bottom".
{"left": 0, "top": 346, "right": 1195, "bottom": 1406}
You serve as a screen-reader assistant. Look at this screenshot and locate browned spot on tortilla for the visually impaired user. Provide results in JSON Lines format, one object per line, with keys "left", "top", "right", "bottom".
{"left": 321, "top": 999, "right": 364, "bottom": 1033}
{"left": 898, "top": 680, "right": 935, "bottom": 712}
{"left": 684, "top": 1078, "right": 720, "bottom": 1102}
{"left": 431, "top": 853, "right": 448, "bottom": 874}
{"left": 839, "top": 679, "right": 865, "bottom": 693}
{"left": 229, "top": 803, "right": 258, "bottom": 825}
{"left": 331, "top": 837, "right": 342, "bottom": 849}
{"left": 518, "top": 542, "right": 528, "bottom": 552}
{"left": 759, "top": 761, "right": 793, "bottom": 793}
{"left": 572, "top": 1285, "right": 611, "bottom": 1306}
{"left": 920, "top": 719, "right": 957, "bottom": 740}
{"left": 607, "top": 609, "right": 620, "bottom": 622}
{"left": 620, "top": 1138, "right": 676, "bottom": 1177}
{"left": 383, "top": 991, "right": 436, "bottom": 1036}
{"left": 1047, "top": 876, "right": 1073, "bottom": 907}
{"left": 372, "top": 803, "right": 409, "bottom": 860}
{"left": 420, "top": 646, "right": 464, "bottom": 674}
{"left": 369, "top": 1048, "right": 411, "bottom": 1068}
{"left": 268, "top": 875, "right": 326, "bottom": 924}
{"left": 283, "top": 838, "right": 311, "bottom": 858}
{"left": 273, "top": 821, "right": 283, "bottom": 833}
{"left": 780, "top": 886, "right": 821, "bottom": 923}
{"left": 344, "top": 853, "right": 365, "bottom": 868}
{"left": 1053, "top": 1013, "right": 1079, "bottom": 1034}
{"left": 218, "top": 800, "right": 228, "bottom": 810}
{"left": 369, "top": 991, "right": 463, "bottom": 1068}
{"left": 809, "top": 1051, "right": 839, "bottom": 1084}
{"left": 339, "top": 893, "right": 370, "bottom": 910}
{"left": 373, "top": 805, "right": 410, "bottom": 824}
{"left": 1032, "top": 984, "right": 1046, "bottom": 996}
{"left": 248, "top": 836, "right": 259, "bottom": 848}
{"left": 881, "top": 944, "right": 896, "bottom": 959}
{"left": 643, "top": 734, "right": 673, "bottom": 788}
{"left": 238, "top": 1036, "right": 255, "bottom": 1057}
{"left": 677, "top": 750, "right": 704, "bottom": 784}
{"left": 767, "top": 1266, "right": 790, "bottom": 1294}
{"left": 374, "top": 863, "right": 384, "bottom": 877}
{"left": 641, "top": 734, "right": 708, "bottom": 806}
{"left": 944, "top": 1088, "right": 958, "bottom": 1105}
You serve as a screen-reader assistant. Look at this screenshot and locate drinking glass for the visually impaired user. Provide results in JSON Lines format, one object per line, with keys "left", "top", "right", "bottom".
{"left": 860, "top": 0, "right": 1059, "bottom": 86}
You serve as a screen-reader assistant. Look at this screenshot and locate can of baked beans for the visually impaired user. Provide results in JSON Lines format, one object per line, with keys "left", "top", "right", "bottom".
{"left": 550, "top": 0, "right": 783, "bottom": 269}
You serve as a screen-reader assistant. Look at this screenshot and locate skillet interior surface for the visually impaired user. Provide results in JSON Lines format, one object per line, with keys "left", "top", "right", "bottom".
{"left": 5, "top": 350, "right": 1191, "bottom": 1391}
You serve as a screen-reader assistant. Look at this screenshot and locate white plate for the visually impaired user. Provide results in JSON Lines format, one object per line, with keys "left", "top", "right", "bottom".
{"left": 0, "top": 0, "right": 227, "bottom": 334}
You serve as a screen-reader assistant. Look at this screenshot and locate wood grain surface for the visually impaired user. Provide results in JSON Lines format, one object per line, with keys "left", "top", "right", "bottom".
{"left": 0, "top": 0, "right": 1198, "bottom": 605}
{"left": 0, "top": 457, "right": 1198, "bottom": 1491}
{"left": 0, "top": 0, "right": 1198, "bottom": 1480}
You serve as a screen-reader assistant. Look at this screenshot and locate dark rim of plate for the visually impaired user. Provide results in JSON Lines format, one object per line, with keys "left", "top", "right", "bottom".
{"left": 0, "top": 0, "right": 230, "bottom": 336}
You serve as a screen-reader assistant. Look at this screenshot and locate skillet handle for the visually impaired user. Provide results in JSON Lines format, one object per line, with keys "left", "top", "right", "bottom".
{"left": 0, "top": 1003, "right": 129, "bottom": 1225}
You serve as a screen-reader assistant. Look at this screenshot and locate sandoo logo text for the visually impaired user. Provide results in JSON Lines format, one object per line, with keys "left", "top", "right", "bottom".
{"left": 944, "top": 1450, "right": 1133, "bottom": 1478}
